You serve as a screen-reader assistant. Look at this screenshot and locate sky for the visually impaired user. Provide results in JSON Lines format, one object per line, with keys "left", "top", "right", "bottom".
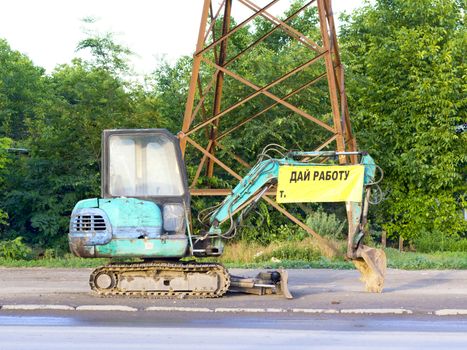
{"left": 0, "top": 0, "right": 363, "bottom": 77}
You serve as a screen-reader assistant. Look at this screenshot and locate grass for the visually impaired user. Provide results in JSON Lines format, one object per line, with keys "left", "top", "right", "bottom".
{"left": 0, "top": 255, "right": 108, "bottom": 268}
{"left": 215, "top": 241, "right": 467, "bottom": 270}
{"left": 213, "top": 238, "right": 354, "bottom": 269}
{"left": 384, "top": 248, "right": 467, "bottom": 269}
{"left": 0, "top": 240, "right": 466, "bottom": 270}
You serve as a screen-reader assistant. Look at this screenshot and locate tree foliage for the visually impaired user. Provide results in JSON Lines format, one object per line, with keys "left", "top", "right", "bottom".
{"left": 0, "top": 39, "right": 46, "bottom": 139}
{"left": 0, "top": 137, "right": 11, "bottom": 226}
{"left": 0, "top": 0, "right": 465, "bottom": 252}
{"left": 340, "top": 0, "right": 466, "bottom": 239}
{"left": 1, "top": 32, "right": 167, "bottom": 248}
{"left": 76, "top": 18, "right": 133, "bottom": 74}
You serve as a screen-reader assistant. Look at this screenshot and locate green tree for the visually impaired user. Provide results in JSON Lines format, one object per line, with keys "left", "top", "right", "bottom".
{"left": 2, "top": 34, "right": 167, "bottom": 248}
{"left": 149, "top": 56, "right": 193, "bottom": 133}
{"left": 0, "top": 137, "right": 11, "bottom": 227}
{"left": 0, "top": 39, "right": 46, "bottom": 140}
{"left": 76, "top": 17, "right": 133, "bottom": 75}
{"left": 340, "top": 0, "right": 466, "bottom": 240}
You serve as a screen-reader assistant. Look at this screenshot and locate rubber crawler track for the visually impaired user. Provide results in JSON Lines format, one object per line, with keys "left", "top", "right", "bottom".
{"left": 89, "top": 262, "right": 231, "bottom": 298}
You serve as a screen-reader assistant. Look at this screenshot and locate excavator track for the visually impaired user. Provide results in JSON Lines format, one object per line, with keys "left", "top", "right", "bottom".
{"left": 89, "top": 262, "right": 230, "bottom": 298}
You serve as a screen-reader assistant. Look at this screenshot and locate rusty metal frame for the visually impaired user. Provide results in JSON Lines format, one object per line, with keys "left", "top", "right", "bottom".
{"left": 179, "top": 0, "right": 356, "bottom": 253}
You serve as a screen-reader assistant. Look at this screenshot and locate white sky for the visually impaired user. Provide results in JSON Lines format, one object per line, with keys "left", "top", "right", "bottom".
{"left": 0, "top": 0, "right": 363, "bottom": 77}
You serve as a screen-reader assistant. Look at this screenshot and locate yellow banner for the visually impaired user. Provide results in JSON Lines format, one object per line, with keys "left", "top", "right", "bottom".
{"left": 276, "top": 165, "right": 364, "bottom": 203}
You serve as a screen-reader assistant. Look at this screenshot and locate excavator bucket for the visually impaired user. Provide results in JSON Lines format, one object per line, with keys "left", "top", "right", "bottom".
{"left": 228, "top": 269, "right": 293, "bottom": 299}
{"left": 352, "top": 245, "right": 387, "bottom": 293}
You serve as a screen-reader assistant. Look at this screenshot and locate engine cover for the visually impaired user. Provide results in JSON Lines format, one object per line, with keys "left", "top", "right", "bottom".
{"left": 69, "top": 197, "right": 188, "bottom": 258}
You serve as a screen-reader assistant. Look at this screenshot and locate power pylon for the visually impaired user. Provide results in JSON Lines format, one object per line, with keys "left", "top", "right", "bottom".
{"left": 179, "top": 0, "right": 357, "bottom": 246}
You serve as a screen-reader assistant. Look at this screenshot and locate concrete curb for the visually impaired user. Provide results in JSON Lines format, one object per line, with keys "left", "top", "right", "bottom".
{"left": 1, "top": 304, "right": 75, "bottom": 311}
{"left": 146, "top": 307, "right": 213, "bottom": 313}
{"left": 1, "top": 304, "right": 466, "bottom": 315}
{"left": 212, "top": 308, "right": 286, "bottom": 313}
{"left": 75, "top": 305, "right": 138, "bottom": 312}
{"left": 434, "top": 309, "right": 467, "bottom": 316}
{"left": 292, "top": 308, "right": 339, "bottom": 314}
{"left": 340, "top": 308, "right": 413, "bottom": 315}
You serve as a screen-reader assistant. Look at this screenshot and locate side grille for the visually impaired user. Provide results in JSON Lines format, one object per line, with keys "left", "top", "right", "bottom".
{"left": 69, "top": 208, "right": 112, "bottom": 246}
{"left": 72, "top": 214, "right": 107, "bottom": 232}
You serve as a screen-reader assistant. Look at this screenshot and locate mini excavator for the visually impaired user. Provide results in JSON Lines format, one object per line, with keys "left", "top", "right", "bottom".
{"left": 68, "top": 128, "right": 386, "bottom": 298}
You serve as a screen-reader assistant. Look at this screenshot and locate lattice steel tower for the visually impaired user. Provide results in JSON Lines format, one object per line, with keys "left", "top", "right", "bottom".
{"left": 179, "top": 0, "right": 357, "bottom": 241}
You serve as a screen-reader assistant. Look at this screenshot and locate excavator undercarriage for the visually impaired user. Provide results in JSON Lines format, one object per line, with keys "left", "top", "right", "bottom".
{"left": 89, "top": 261, "right": 291, "bottom": 298}
{"left": 90, "top": 262, "right": 230, "bottom": 298}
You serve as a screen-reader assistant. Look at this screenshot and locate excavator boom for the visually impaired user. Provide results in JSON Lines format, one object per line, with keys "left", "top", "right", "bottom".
{"left": 206, "top": 150, "right": 386, "bottom": 293}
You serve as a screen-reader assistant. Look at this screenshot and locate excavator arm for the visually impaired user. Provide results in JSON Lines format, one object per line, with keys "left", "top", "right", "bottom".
{"left": 208, "top": 158, "right": 281, "bottom": 229}
{"left": 204, "top": 150, "right": 386, "bottom": 293}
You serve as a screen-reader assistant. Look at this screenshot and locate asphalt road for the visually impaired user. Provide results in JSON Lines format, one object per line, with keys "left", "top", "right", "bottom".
{"left": 1, "top": 268, "right": 467, "bottom": 349}
{"left": 1, "top": 268, "right": 466, "bottom": 312}
{"left": 1, "top": 311, "right": 467, "bottom": 350}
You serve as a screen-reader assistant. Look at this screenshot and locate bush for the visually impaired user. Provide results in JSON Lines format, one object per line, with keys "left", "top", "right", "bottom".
{"left": 0, "top": 237, "right": 32, "bottom": 260}
{"left": 259, "top": 239, "right": 322, "bottom": 261}
{"left": 413, "top": 231, "right": 467, "bottom": 253}
{"left": 305, "top": 210, "right": 345, "bottom": 239}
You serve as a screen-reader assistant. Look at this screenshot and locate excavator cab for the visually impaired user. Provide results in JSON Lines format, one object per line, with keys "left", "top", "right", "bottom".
{"left": 101, "top": 129, "right": 188, "bottom": 203}
{"left": 69, "top": 129, "right": 191, "bottom": 259}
